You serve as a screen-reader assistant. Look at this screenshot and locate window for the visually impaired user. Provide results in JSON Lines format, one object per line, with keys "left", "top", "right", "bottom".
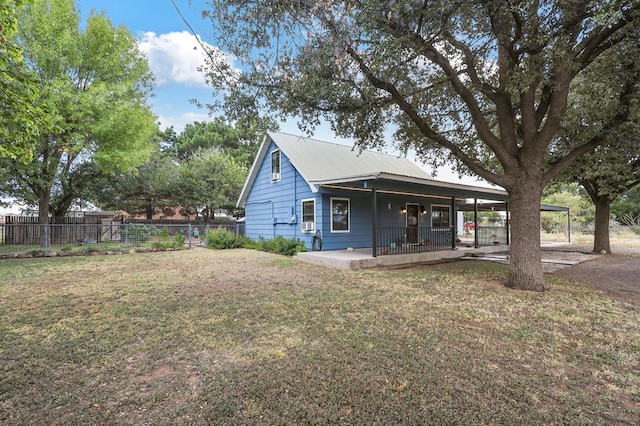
{"left": 331, "top": 198, "right": 350, "bottom": 232}
{"left": 301, "top": 199, "right": 315, "bottom": 231}
{"left": 270, "top": 149, "right": 281, "bottom": 181}
{"left": 431, "top": 205, "right": 450, "bottom": 227}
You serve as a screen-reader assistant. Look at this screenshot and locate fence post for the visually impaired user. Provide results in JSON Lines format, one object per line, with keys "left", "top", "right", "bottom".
{"left": 205, "top": 224, "right": 210, "bottom": 247}
{"left": 124, "top": 223, "right": 129, "bottom": 248}
{"left": 188, "top": 223, "right": 192, "bottom": 248}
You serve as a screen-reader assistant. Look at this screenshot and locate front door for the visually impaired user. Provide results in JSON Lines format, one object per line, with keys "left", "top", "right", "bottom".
{"left": 406, "top": 203, "right": 419, "bottom": 244}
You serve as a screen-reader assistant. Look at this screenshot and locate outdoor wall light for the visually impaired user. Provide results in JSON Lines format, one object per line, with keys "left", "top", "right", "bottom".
{"left": 420, "top": 205, "right": 427, "bottom": 215}
{"left": 401, "top": 206, "right": 407, "bottom": 214}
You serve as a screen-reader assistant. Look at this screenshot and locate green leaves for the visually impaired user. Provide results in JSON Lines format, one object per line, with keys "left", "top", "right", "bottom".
{"left": 1, "top": 0, "right": 158, "bottom": 228}
{"left": 0, "top": 0, "right": 54, "bottom": 162}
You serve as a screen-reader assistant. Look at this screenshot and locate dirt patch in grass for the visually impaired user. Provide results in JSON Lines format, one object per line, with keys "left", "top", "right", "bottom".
{"left": 556, "top": 251, "right": 640, "bottom": 305}
{"left": 1, "top": 249, "right": 639, "bottom": 424}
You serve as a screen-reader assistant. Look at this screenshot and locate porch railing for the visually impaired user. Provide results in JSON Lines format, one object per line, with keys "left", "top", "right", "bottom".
{"left": 375, "top": 226, "right": 454, "bottom": 256}
{"left": 474, "top": 225, "right": 508, "bottom": 246}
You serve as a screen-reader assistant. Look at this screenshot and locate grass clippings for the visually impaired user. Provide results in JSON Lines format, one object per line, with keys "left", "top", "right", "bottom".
{"left": 1, "top": 249, "right": 638, "bottom": 425}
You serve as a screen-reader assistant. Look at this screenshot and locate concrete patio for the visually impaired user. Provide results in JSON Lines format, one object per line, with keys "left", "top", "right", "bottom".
{"left": 295, "top": 241, "right": 594, "bottom": 271}
{"left": 295, "top": 244, "right": 511, "bottom": 270}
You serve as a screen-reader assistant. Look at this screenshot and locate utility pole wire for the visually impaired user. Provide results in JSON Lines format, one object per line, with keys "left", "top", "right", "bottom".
{"left": 169, "top": 0, "right": 211, "bottom": 58}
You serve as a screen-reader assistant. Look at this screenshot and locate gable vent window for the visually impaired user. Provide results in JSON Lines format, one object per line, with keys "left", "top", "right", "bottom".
{"left": 270, "top": 149, "right": 281, "bottom": 182}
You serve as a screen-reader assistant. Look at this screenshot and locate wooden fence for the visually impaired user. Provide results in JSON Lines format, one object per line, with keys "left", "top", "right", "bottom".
{"left": 2, "top": 216, "right": 105, "bottom": 246}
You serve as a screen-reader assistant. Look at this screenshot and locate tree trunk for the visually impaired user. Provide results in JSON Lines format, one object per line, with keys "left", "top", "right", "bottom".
{"left": 593, "top": 196, "right": 612, "bottom": 254}
{"left": 505, "top": 184, "right": 547, "bottom": 291}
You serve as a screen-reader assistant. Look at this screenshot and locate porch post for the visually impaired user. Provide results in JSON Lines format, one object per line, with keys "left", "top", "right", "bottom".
{"left": 372, "top": 188, "right": 377, "bottom": 258}
{"left": 474, "top": 198, "right": 479, "bottom": 248}
{"left": 567, "top": 208, "right": 571, "bottom": 243}
{"left": 451, "top": 197, "right": 456, "bottom": 250}
{"left": 506, "top": 202, "right": 510, "bottom": 245}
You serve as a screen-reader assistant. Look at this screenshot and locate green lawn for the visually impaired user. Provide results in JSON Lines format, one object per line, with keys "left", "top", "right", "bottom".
{"left": 1, "top": 249, "right": 638, "bottom": 424}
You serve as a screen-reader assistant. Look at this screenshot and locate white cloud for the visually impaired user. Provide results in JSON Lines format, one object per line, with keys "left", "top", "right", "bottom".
{"left": 156, "top": 111, "right": 213, "bottom": 133}
{"left": 138, "top": 31, "right": 234, "bottom": 88}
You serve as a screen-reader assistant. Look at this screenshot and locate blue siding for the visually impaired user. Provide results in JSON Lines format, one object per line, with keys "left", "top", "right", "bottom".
{"left": 244, "top": 139, "right": 459, "bottom": 250}
{"left": 244, "top": 141, "right": 318, "bottom": 248}
{"left": 318, "top": 192, "right": 372, "bottom": 250}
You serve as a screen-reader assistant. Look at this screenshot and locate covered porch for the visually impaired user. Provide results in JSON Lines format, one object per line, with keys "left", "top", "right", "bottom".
{"left": 312, "top": 172, "right": 512, "bottom": 257}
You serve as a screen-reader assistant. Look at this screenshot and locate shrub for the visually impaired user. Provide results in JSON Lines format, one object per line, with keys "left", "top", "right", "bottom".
{"left": 127, "top": 225, "right": 159, "bottom": 244}
{"left": 206, "top": 228, "right": 251, "bottom": 250}
{"left": 253, "top": 236, "right": 306, "bottom": 256}
{"left": 81, "top": 245, "right": 102, "bottom": 254}
{"left": 158, "top": 226, "right": 170, "bottom": 241}
{"left": 205, "top": 229, "right": 306, "bottom": 255}
{"left": 173, "top": 232, "right": 186, "bottom": 247}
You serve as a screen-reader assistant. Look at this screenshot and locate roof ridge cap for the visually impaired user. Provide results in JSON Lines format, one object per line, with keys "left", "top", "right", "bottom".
{"left": 270, "top": 131, "right": 412, "bottom": 160}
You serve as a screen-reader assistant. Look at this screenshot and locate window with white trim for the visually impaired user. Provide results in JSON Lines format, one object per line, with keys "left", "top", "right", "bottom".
{"left": 301, "top": 199, "right": 315, "bottom": 231}
{"left": 431, "top": 205, "right": 450, "bottom": 227}
{"left": 270, "top": 149, "right": 281, "bottom": 182}
{"left": 331, "top": 198, "right": 350, "bottom": 232}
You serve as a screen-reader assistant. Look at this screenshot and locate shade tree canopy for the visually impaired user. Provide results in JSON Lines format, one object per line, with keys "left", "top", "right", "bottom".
{"left": 612, "top": 185, "right": 640, "bottom": 226}
{"left": 198, "top": 0, "right": 640, "bottom": 290}
{"left": 0, "top": 0, "right": 55, "bottom": 162}
{"left": 0, "top": 0, "right": 158, "bottom": 240}
{"left": 175, "top": 151, "right": 247, "bottom": 221}
{"left": 551, "top": 35, "right": 640, "bottom": 253}
{"left": 169, "top": 119, "right": 253, "bottom": 168}
{"left": 91, "top": 122, "right": 250, "bottom": 221}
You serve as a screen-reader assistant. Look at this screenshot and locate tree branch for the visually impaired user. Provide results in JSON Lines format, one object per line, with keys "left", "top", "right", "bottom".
{"left": 544, "top": 62, "right": 640, "bottom": 186}
{"left": 344, "top": 44, "right": 507, "bottom": 187}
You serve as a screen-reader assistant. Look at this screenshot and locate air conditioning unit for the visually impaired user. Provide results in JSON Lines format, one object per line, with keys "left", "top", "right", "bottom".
{"left": 271, "top": 172, "right": 280, "bottom": 181}
{"left": 301, "top": 221, "right": 314, "bottom": 231}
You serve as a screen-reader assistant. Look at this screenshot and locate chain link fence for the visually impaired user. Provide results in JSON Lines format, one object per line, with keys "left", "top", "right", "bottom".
{"left": 0, "top": 221, "right": 242, "bottom": 252}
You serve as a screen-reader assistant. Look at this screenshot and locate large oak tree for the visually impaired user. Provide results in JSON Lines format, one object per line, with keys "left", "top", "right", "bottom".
{"left": 199, "top": 0, "right": 640, "bottom": 291}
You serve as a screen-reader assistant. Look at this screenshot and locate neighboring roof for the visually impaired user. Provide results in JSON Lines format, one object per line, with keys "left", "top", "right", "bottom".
{"left": 237, "top": 132, "right": 508, "bottom": 206}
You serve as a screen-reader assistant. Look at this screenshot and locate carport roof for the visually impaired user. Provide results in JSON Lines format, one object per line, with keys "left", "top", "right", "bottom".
{"left": 456, "top": 202, "right": 570, "bottom": 212}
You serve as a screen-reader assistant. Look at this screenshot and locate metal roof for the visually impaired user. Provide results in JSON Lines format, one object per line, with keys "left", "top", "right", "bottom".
{"left": 271, "top": 132, "right": 433, "bottom": 182}
{"left": 237, "top": 132, "right": 508, "bottom": 206}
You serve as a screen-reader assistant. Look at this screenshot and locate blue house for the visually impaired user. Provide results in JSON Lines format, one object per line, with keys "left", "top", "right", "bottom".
{"left": 237, "top": 132, "right": 510, "bottom": 256}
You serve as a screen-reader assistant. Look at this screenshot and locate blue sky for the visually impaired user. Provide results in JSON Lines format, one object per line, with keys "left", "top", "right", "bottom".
{"left": 1, "top": 0, "right": 489, "bottom": 214}
{"left": 78, "top": 0, "right": 345, "bottom": 140}
{"left": 77, "top": 0, "right": 227, "bottom": 133}
{"left": 75, "top": 1, "right": 474, "bottom": 176}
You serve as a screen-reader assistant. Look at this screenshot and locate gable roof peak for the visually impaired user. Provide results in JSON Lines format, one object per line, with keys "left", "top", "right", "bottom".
{"left": 267, "top": 132, "right": 432, "bottom": 182}
{"left": 237, "top": 132, "right": 434, "bottom": 207}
